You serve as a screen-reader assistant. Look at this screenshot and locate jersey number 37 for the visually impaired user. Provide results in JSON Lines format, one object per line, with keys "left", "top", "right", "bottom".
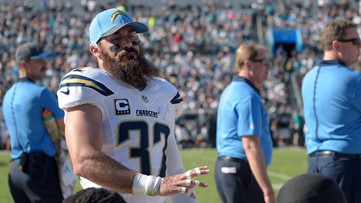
{"left": 117, "top": 121, "right": 170, "bottom": 177}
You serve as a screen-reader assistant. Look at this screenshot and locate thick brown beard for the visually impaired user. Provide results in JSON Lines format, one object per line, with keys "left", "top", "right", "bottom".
{"left": 99, "top": 45, "right": 159, "bottom": 90}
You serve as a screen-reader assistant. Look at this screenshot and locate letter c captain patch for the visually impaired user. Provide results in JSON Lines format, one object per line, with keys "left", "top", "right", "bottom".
{"left": 115, "top": 99, "right": 131, "bottom": 115}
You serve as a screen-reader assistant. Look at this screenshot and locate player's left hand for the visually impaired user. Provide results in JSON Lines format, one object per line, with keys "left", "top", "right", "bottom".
{"left": 157, "top": 166, "right": 210, "bottom": 199}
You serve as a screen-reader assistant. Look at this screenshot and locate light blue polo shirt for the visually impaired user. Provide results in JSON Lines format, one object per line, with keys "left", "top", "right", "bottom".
{"left": 302, "top": 60, "right": 361, "bottom": 154}
{"left": 2, "top": 78, "right": 64, "bottom": 159}
{"left": 216, "top": 76, "right": 273, "bottom": 166}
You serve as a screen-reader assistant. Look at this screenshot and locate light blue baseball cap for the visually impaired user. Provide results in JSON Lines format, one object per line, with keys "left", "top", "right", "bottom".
{"left": 89, "top": 8, "right": 149, "bottom": 44}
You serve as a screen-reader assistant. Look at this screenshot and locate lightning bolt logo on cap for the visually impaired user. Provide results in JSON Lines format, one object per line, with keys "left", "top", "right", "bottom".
{"left": 111, "top": 11, "right": 131, "bottom": 23}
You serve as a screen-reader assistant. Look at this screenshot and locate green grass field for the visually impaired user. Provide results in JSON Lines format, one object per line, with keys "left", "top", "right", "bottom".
{"left": 0, "top": 147, "right": 307, "bottom": 203}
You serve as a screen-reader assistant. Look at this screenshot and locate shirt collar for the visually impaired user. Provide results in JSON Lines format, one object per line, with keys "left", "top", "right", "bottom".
{"left": 318, "top": 60, "right": 347, "bottom": 66}
{"left": 17, "top": 77, "right": 35, "bottom": 83}
{"left": 232, "top": 75, "right": 260, "bottom": 96}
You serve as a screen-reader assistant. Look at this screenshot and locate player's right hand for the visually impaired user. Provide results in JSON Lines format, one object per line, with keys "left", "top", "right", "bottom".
{"left": 157, "top": 166, "right": 209, "bottom": 199}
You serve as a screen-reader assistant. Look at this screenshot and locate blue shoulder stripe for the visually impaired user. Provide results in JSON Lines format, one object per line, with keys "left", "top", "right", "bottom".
{"left": 59, "top": 74, "right": 114, "bottom": 96}
{"left": 170, "top": 92, "right": 183, "bottom": 104}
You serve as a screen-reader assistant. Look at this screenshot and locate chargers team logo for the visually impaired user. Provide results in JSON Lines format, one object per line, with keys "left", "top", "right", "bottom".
{"left": 115, "top": 99, "right": 130, "bottom": 115}
{"left": 111, "top": 11, "right": 131, "bottom": 23}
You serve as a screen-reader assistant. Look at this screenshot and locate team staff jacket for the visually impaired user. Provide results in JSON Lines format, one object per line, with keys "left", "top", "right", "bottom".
{"left": 57, "top": 67, "right": 191, "bottom": 203}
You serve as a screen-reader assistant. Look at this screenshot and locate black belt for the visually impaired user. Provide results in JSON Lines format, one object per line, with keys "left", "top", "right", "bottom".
{"left": 309, "top": 151, "right": 361, "bottom": 159}
{"left": 217, "top": 156, "right": 248, "bottom": 163}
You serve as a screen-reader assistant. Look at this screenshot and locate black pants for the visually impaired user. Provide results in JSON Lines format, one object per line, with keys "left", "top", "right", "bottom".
{"left": 215, "top": 157, "right": 264, "bottom": 203}
{"left": 8, "top": 152, "right": 63, "bottom": 203}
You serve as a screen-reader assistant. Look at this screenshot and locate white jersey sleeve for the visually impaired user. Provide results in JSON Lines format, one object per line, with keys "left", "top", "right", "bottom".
{"left": 152, "top": 77, "right": 183, "bottom": 118}
{"left": 57, "top": 67, "right": 115, "bottom": 110}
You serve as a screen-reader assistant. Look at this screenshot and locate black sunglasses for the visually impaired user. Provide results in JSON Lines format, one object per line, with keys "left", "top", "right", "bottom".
{"left": 337, "top": 38, "right": 361, "bottom": 45}
{"left": 250, "top": 58, "right": 271, "bottom": 65}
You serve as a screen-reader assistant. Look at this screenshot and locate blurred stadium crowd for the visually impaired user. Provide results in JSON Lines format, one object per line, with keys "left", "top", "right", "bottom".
{"left": 1, "top": 0, "right": 361, "bottom": 149}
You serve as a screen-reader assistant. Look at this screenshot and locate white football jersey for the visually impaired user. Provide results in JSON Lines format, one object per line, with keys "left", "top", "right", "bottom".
{"left": 57, "top": 67, "right": 194, "bottom": 203}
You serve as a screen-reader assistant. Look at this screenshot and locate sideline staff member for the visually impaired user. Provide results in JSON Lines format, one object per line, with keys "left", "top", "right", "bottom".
{"left": 302, "top": 19, "right": 361, "bottom": 203}
{"left": 215, "top": 43, "right": 275, "bottom": 203}
{"left": 2, "top": 42, "right": 65, "bottom": 203}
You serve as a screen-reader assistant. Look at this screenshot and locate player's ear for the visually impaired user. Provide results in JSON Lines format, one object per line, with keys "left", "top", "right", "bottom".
{"left": 89, "top": 43, "right": 101, "bottom": 58}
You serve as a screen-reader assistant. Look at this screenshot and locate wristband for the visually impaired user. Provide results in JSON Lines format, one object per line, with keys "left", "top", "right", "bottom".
{"left": 146, "top": 175, "right": 162, "bottom": 196}
{"left": 132, "top": 173, "right": 163, "bottom": 196}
